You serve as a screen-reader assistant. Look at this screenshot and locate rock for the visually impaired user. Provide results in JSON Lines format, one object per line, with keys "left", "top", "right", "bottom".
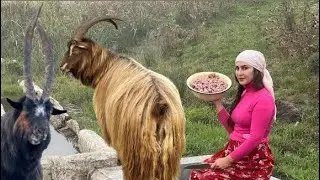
{"left": 180, "top": 155, "right": 212, "bottom": 165}
{"left": 275, "top": 100, "right": 300, "bottom": 123}
{"left": 179, "top": 155, "right": 213, "bottom": 180}
{"left": 41, "top": 151, "right": 118, "bottom": 180}
{"left": 66, "top": 119, "right": 80, "bottom": 135}
{"left": 55, "top": 126, "right": 79, "bottom": 152}
{"left": 50, "top": 116, "right": 66, "bottom": 129}
{"left": 89, "top": 166, "right": 123, "bottom": 180}
{"left": 78, "top": 129, "right": 116, "bottom": 153}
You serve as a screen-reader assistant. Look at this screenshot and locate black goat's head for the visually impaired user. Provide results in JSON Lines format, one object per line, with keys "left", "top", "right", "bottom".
{"left": 60, "top": 16, "right": 121, "bottom": 80}
{"left": 6, "top": 4, "right": 66, "bottom": 146}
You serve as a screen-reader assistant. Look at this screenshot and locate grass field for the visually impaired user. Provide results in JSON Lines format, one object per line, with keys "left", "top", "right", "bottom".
{"left": 1, "top": 1, "right": 318, "bottom": 179}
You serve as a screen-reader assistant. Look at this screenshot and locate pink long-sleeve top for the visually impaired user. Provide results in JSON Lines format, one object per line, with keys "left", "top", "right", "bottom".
{"left": 218, "top": 82, "right": 275, "bottom": 161}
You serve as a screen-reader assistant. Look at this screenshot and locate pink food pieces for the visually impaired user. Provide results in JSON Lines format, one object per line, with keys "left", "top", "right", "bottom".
{"left": 191, "top": 73, "right": 228, "bottom": 93}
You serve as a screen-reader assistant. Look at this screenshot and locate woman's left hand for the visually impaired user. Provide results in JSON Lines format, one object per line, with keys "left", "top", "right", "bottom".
{"left": 211, "top": 155, "right": 234, "bottom": 169}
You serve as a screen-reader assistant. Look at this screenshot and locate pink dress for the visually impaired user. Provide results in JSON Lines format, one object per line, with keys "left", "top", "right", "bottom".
{"left": 190, "top": 83, "right": 275, "bottom": 180}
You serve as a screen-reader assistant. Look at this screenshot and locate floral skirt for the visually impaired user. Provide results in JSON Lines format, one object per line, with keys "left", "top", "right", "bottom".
{"left": 189, "top": 139, "right": 274, "bottom": 180}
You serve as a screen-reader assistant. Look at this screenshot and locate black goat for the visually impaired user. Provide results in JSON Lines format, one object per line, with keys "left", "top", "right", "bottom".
{"left": 1, "top": 4, "right": 66, "bottom": 180}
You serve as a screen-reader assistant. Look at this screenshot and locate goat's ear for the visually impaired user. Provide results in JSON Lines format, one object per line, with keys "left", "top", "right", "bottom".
{"left": 51, "top": 108, "right": 67, "bottom": 115}
{"left": 7, "top": 98, "right": 22, "bottom": 110}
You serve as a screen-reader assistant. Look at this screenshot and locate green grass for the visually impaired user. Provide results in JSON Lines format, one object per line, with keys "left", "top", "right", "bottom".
{"left": 1, "top": 1, "right": 318, "bottom": 179}
{"left": 185, "top": 120, "right": 228, "bottom": 156}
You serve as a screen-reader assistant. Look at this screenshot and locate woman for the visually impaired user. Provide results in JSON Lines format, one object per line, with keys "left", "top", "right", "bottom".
{"left": 190, "top": 50, "right": 276, "bottom": 180}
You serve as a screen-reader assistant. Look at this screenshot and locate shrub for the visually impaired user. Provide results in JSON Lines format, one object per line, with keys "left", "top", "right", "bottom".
{"left": 270, "top": 0, "right": 319, "bottom": 63}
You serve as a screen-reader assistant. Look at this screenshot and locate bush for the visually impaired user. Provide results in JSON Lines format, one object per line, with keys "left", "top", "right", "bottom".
{"left": 270, "top": 0, "right": 319, "bottom": 62}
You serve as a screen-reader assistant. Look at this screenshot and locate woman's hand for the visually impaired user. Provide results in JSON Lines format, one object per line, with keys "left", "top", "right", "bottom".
{"left": 212, "top": 98, "right": 222, "bottom": 105}
{"left": 210, "top": 155, "right": 234, "bottom": 169}
{"left": 212, "top": 99, "right": 224, "bottom": 112}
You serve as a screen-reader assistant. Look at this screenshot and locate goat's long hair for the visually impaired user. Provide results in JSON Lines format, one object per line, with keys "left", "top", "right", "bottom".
{"left": 93, "top": 56, "right": 185, "bottom": 180}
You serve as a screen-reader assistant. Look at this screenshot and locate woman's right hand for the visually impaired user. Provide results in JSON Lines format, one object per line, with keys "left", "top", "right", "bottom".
{"left": 212, "top": 99, "right": 222, "bottom": 105}
{"left": 212, "top": 99, "right": 224, "bottom": 112}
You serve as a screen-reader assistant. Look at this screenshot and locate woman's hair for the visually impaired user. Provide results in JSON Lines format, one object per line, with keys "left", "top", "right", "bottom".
{"left": 227, "top": 68, "right": 264, "bottom": 127}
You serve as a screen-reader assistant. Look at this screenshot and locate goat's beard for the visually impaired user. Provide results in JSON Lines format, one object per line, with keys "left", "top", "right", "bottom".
{"left": 71, "top": 67, "right": 96, "bottom": 87}
{"left": 11, "top": 126, "right": 51, "bottom": 160}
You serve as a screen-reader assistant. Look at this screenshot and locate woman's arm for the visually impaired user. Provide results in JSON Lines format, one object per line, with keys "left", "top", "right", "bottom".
{"left": 228, "top": 96, "right": 275, "bottom": 161}
{"left": 213, "top": 100, "right": 233, "bottom": 134}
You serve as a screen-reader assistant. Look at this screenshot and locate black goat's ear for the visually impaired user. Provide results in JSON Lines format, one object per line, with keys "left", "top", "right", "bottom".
{"left": 7, "top": 98, "right": 22, "bottom": 110}
{"left": 52, "top": 108, "right": 67, "bottom": 115}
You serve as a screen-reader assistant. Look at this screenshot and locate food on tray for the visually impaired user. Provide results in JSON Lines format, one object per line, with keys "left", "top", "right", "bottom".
{"left": 190, "top": 73, "right": 228, "bottom": 94}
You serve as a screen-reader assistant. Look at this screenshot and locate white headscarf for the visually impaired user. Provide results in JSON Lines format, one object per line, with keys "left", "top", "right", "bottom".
{"left": 235, "top": 50, "right": 276, "bottom": 121}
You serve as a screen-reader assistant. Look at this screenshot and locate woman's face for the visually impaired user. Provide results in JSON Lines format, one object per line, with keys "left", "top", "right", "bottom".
{"left": 235, "top": 61, "right": 254, "bottom": 86}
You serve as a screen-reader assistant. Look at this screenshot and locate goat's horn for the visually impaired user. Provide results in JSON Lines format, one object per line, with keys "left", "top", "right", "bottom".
{"left": 73, "top": 16, "right": 121, "bottom": 41}
{"left": 37, "top": 21, "right": 54, "bottom": 101}
{"left": 24, "top": 3, "right": 43, "bottom": 100}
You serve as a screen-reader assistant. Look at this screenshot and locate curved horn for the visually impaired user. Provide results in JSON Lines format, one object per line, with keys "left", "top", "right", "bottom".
{"left": 73, "top": 16, "right": 121, "bottom": 41}
{"left": 24, "top": 3, "right": 43, "bottom": 100}
{"left": 37, "top": 21, "right": 54, "bottom": 101}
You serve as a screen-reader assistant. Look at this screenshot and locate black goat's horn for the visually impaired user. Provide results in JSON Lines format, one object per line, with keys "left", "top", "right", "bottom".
{"left": 37, "top": 21, "right": 54, "bottom": 101}
{"left": 24, "top": 3, "right": 43, "bottom": 100}
{"left": 73, "top": 16, "right": 122, "bottom": 41}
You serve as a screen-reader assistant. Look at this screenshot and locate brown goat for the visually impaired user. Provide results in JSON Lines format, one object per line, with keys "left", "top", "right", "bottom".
{"left": 60, "top": 17, "right": 186, "bottom": 180}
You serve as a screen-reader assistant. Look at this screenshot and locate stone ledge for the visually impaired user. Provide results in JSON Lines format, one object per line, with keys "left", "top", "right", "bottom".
{"left": 78, "top": 129, "right": 116, "bottom": 153}
{"left": 180, "top": 155, "right": 211, "bottom": 165}
{"left": 42, "top": 151, "right": 118, "bottom": 180}
{"left": 89, "top": 166, "right": 123, "bottom": 180}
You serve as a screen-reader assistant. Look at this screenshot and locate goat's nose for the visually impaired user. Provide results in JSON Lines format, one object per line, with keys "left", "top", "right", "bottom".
{"left": 29, "top": 131, "right": 42, "bottom": 145}
{"left": 29, "top": 129, "right": 47, "bottom": 145}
